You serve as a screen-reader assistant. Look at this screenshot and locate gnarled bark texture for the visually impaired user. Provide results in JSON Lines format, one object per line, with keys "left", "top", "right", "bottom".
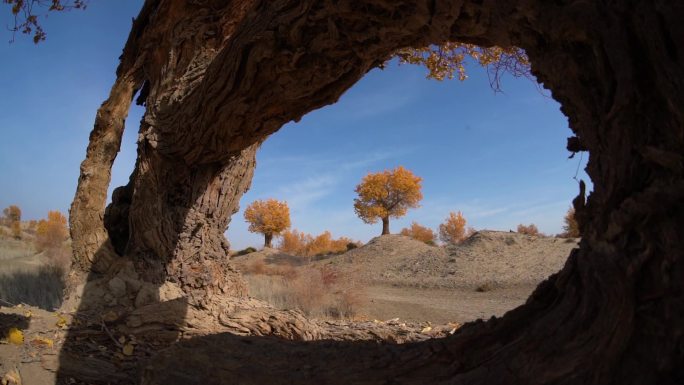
{"left": 65, "top": 0, "right": 683, "bottom": 384}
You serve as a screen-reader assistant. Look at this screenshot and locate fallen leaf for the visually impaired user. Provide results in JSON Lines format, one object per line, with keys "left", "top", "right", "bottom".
{"left": 31, "top": 337, "right": 54, "bottom": 349}
{"left": 6, "top": 328, "right": 23, "bottom": 345}
{"left": 55, "top": 314, "right": 67, "bottom": 329}
{"left": 122, "top": 343, "right": 134, "bottom": 356}
{"left": 2, "top": 368, "right": 22, "bottom": 385}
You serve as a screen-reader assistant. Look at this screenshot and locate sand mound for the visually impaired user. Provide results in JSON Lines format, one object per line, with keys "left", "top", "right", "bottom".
{"left": 322, "top": 231, "right": 578, "bottom": 289}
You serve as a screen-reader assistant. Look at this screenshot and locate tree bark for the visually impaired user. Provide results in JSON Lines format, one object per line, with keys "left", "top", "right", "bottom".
{"left": 381, "top": 217, "right": 390, "bottom": 235}
{"left": 264, "top": 233, "right": 273, "bottom": 248}
{"left": 64, "top": 0, "right": 684, "bottom": 384}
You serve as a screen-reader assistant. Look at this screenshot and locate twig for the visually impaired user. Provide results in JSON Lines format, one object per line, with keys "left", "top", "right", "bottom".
{"left": 100, "top": 320, "right": 123, "bottom": 348}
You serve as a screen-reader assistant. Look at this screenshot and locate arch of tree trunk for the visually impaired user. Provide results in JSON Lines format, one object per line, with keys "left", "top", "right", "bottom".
{"left": 63, "top": 0, "right": 683, "bottom": 384}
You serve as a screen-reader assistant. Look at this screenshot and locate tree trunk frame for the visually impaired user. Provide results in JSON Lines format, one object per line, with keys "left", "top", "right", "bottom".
{"left": 62, "top": 0, "right": 684, "bottom": 384}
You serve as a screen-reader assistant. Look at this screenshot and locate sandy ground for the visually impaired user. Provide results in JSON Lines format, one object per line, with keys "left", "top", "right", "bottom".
{"left": 361, "top": 284, "right": 535, "bottom": 324}
{"left": 238, "top": 231, "right": 577, "bottom": 324}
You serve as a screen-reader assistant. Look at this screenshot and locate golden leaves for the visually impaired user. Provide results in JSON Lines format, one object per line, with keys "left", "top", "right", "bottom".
{"left": 439, "top": 211, "right": 467, "bottom": 244}
{"left": 353, "top": 166, "right": 423, "bottom": 224}
{"left": 279, "top": 229, "right": 357, "bottom": 257}
{"left": 35, "top": 210, "right": 68, "bottom": 252}
{"left": 122, "top": 343, "right": 135, "bottom": 356}
{"left": 400, "top": 222, "right": 436, "bottom": 244}
{"left": 395, "top": 43, "right": 531, "bottom": 90}
{"left": 55, "top": 314, "right": 68, "bottom": 329}
{"left": 5, "top": 328, "right": 23, "bottom": 345}
{"left": 243, "top": 199, "right": 291, "bottom": 236}
{"left": 517, "top": 223, "right": 540, "bottom": 236}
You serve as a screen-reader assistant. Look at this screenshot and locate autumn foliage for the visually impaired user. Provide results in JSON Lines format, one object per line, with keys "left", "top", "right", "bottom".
{"left": 35, "top": 211, "right": 69, "bottom": 252}
{"left": 517, "top": 223, "right": 541, "bottom": 236}
{"left": 279, "top": 229, "right": 358, "bottom": 257}
{"left": 439, "top": 211, "right": 468, "bottom": 244}
{"left": 395, "top": 43, "right": 531, "bottom": 91}
{"left": 243, "top": 199, "right": 291, "bottom": 248}
{"left": 400, "top": 222, "right": 436, "bottom": 244}
{"left": 561, "top": 207, "right": 580, "bottom": 238}
{"left": 354, "top": 166, "right": 423, "bottom": 235}
{"left": 2, "top": 205, "right": 22, "bottom": 239}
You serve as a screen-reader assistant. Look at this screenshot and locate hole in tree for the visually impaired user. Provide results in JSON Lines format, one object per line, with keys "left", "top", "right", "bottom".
{"left": 229, "top": 55, "right": 591, "bottom": 324}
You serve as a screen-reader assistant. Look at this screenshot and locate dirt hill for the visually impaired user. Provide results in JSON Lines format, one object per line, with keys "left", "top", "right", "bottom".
{"left": 319, "top": 231, "right": 579, "bottom": 289}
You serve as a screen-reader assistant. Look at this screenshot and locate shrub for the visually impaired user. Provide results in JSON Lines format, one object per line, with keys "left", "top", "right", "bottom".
{"left": 279, "top": 229, "right": 311, "bottom": 255}
{"left": 25, "top": 220, "right": 37, "bottom": 235}
{"left": 278, "top": 229, "right": 359, "bottom": 257}
{"left": 516, "top": 223, "right": 540, "bottom": 236}
{"left": 10, "top": 221, "right": 22, "bottom": 239}
{"left": 561, "top": 207, "right": 580, "bottom": 238}
{"left": 244, "top": 265, "right": 366, "bottom": 319}
{"left": 346, "top": 242, "right": 359, "bottom": 251}
{"left": 35, "top": 211, "right": 68, "bottom": 252}
{"left": 235, "top": 246, "right": 257, "bottom": 256}
{"left": 439, "top": 211, "right": 467, "bottom": 244}
{"left": 400, "top": 222, "right": 436, "bottom": 244}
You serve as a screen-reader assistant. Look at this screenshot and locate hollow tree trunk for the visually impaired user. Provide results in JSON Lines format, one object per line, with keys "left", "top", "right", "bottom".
{"left": 381, "top": 217, "right": 390, "bottom": 235}
{"left": 65, "top": 0, "right": 683, "bottom": 384}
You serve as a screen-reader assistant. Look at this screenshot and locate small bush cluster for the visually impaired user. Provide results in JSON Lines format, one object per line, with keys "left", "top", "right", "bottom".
{"left": 439, "top": 211, "right": 476, "bottom": 244}
{"left": 244, "top": 263, "right": 366, "bottom": 319}
{"left": 516, "top": 223, "right": 541, "bottom": 236}
{"left": 235, "top": 246, "right": 257, "bottom": 256}
{"left": 279, "top": 229, "right": 361, "bottom": 257}
{"left": 400, "top": 222, "right": 436, "bottom": 244}
{"left": 33, "top": 210, "right": 71, "bottom": 270}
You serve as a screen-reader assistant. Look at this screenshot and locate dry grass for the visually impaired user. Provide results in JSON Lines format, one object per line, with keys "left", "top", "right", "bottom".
{"left": 0, "top": 264, "right": 66, "bottom": 310}
{"left": 0, "top": 233, "right": 68, "bottom": 310}
{"left": 244, "top": 264, "right": 366, "bottom": 319}
{"left": 0, "top": 236, "right": 36, "bottom": 261}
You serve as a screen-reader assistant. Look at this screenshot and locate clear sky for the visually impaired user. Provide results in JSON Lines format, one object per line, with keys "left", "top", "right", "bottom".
{"left": 0, "top": 2, "right": 590, "bottom": 250}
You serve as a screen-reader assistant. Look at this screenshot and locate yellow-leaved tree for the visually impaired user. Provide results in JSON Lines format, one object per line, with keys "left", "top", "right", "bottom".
{"left": 439, "top": 211, "right": 467, "bottom": 244}
{"left": 243, "top": 199, "right": 291, "bottom": 248}
{"left": 35, "top": 210, "right": 68, "bottom": 252}
{"left": 353, "top": 166, "right": 423, "bottom": 235}
{"left": 400, "top": 222, "right": 436, "bottom": 244}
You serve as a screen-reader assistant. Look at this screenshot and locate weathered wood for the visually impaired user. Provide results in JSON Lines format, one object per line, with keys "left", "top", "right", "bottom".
{"left": 65, "top": 0, "right": 684, "bottom": 384}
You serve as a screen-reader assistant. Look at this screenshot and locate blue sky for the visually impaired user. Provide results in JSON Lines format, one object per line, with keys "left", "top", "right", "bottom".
{"left": 0, "top": 2, "right": 589, "bottom": 250}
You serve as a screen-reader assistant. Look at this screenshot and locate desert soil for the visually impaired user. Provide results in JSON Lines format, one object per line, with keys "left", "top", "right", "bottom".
{"left": 236, "top": 231, "right": 579, "bottom": 324}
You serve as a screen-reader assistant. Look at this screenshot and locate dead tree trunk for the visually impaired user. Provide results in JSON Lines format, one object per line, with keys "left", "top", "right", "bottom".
{"left": 65, "top": 0, "right": 683, "bottom": 383}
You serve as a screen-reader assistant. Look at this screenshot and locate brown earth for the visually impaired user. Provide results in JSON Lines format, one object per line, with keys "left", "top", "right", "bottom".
{"left": 238, "top": 231, "right": 579, "bottom": 324}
